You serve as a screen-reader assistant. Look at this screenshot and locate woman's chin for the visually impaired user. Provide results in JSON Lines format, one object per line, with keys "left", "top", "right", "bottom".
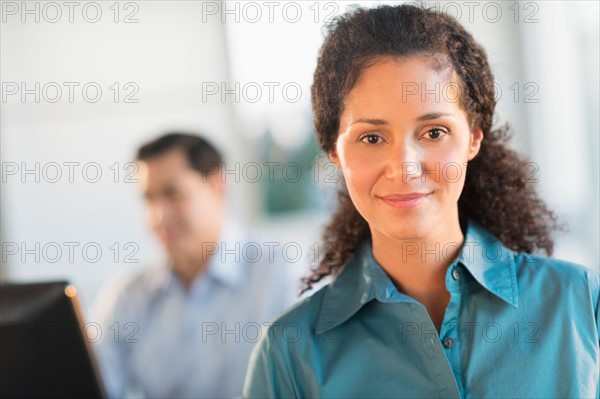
{"left": 371, "top": 220, "right": 431, "bottom": 242}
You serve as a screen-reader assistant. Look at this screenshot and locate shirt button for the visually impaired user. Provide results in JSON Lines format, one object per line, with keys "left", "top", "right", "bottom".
{"left": 443, "top": 337, "right": 456, "bottom": 348}
{"left": 451, "top": 268, "right": 460, "bottom": 281}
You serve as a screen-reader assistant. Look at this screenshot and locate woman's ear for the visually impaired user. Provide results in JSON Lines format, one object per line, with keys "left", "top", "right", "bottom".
{"left": 328, "top": 148, "right": 341, "bottom": 168}
{"left": 468, "top": 126, "right": 484, "bottom": 161}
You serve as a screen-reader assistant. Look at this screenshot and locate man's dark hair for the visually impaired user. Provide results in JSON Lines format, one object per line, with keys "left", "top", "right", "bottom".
{"left": 136, "top": 132, "right": 223, "bottom": 177}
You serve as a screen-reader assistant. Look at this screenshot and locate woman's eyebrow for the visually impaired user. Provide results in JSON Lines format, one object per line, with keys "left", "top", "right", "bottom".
{"left": 350, "top": 113, "right": 454, "bottom": 126}
{"left": 351, "top": 118, "right": 388, "bottom": 126}
{"left": 417, "top": 112, "right": 453, "bottom": 121}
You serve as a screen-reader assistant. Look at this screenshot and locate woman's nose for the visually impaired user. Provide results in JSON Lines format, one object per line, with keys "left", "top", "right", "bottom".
{"left": 384, "top": 142, "right": 422, "bottom": 182}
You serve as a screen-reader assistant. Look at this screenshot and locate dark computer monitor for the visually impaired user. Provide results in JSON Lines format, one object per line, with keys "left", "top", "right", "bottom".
{"left": 0, "top": 281, "right": 106, "bottom": 399}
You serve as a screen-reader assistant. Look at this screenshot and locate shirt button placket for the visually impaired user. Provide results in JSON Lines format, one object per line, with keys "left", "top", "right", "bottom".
{"left": 440, "top": 264, "right": 463, "bottom": 396}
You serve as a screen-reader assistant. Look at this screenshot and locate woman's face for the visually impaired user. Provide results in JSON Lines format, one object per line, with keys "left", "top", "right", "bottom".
{"left": 330, "top": 56, "right": 483, "bottom": 240}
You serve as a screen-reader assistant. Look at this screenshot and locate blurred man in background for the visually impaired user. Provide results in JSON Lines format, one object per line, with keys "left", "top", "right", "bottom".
{"left": 92, "top": 133, "right": 301, "bottom": 398}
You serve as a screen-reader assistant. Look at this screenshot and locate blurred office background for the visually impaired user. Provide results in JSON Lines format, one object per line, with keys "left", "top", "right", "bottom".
{"left": 1, "top": 0, "right": 598, "bottom": 313}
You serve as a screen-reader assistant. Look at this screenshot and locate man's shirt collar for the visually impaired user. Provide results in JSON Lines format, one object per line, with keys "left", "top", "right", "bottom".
{"left": 315, "top": 217, "right": 519, "bottom": 334}
{"left": 150, "top": 216, "right": 249, "bottom": 297}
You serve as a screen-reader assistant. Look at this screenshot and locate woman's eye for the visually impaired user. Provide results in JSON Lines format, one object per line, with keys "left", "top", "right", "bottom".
{"left": 360, "top": 134, "right": 382, "bottom": 144}
{"left": 425, "top": 128, "right": 446, "bottom": 140}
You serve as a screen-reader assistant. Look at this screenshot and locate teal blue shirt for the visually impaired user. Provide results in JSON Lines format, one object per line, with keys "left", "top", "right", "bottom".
{"left": 243, "top": 218, "right": 600, "bottom": 398}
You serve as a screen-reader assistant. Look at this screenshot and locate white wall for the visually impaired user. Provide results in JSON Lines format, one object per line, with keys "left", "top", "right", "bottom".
{"left": 0, "top": 1, "right": 242, "bottom": 309}
{"left": 519, "top": 1, "right": 599, "bottom": 269}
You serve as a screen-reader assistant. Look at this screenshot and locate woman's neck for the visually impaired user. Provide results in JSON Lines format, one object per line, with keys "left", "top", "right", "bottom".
{"left": 370, "top": 211, "right": 465, "bottom": 332}
{"left": 370, "top": 211, "right": 465, "bottom": 297}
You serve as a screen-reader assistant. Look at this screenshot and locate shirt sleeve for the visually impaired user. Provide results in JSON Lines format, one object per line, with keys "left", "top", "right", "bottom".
{"left": 588, "top": 269, "right": 600, "bottom": 398}
{"left": 242, "top": 325, "right": 297, "bottom": 399}
{"left": 593, "top": 272, "right": 600, "bottom": 343}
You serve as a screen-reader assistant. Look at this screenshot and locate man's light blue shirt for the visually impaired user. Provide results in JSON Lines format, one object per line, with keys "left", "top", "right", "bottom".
{"left": 92, "top": 218, "right": 303, "bottom": 398}
{"left": 243, "top": 217, "right": 600, "bottom": 398}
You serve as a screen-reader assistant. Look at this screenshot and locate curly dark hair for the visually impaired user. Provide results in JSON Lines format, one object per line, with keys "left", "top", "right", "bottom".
{"left": 301, "top": 4, "right": 561, "bottom": 293}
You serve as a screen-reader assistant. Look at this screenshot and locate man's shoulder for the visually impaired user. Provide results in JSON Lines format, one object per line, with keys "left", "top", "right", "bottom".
{"left": 240, "top": 230, "right": 309, "bottom": 285}
{"left": 105, "top": 265, "right": 166, "bottom": 296}
{"left": 92, "top": 265, "right": 167, "bottom": 319}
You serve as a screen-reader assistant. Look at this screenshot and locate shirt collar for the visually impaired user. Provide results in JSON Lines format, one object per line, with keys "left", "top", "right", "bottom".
{"left": 457, "top": 217, "right": 519, "bottom": 309}
{"left": 150, "top": 216, "right": 249, "bottom": 295}
{"left": 315, "top": 217, "right": 519, "bottom": 334}
{"left": 205, "top": 215, "right": 249, "bottom": 290}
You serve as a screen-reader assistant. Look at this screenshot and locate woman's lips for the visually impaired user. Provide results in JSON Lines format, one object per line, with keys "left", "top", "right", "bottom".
{"left": 378, "top": 192, "right": 431, "bottom": 209}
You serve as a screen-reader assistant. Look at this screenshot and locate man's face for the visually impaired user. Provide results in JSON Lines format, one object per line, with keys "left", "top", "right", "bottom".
{"left": 138, "top": 149, "right": 224, "bottom": 263}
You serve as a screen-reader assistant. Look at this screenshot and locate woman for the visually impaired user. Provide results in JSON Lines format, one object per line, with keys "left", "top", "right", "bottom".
{"left": 243, "top": 4, "right": 600, "bottom": 398}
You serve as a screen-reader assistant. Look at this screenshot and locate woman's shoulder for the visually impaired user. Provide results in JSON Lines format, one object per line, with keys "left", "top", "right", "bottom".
{"left": 270, "top": 283, "right": 330, "bottom": 331}
{"left": 244, "top": 283, "right": 334, "bottom": 397}
{"left": 515, "top": 250, "right": 597, "bottom": 277}
{"left": 513, "top": 250, "right": 599, "bottom": 295}
{"left": 250, "top": 282, "right": 334, "bottom": 355}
